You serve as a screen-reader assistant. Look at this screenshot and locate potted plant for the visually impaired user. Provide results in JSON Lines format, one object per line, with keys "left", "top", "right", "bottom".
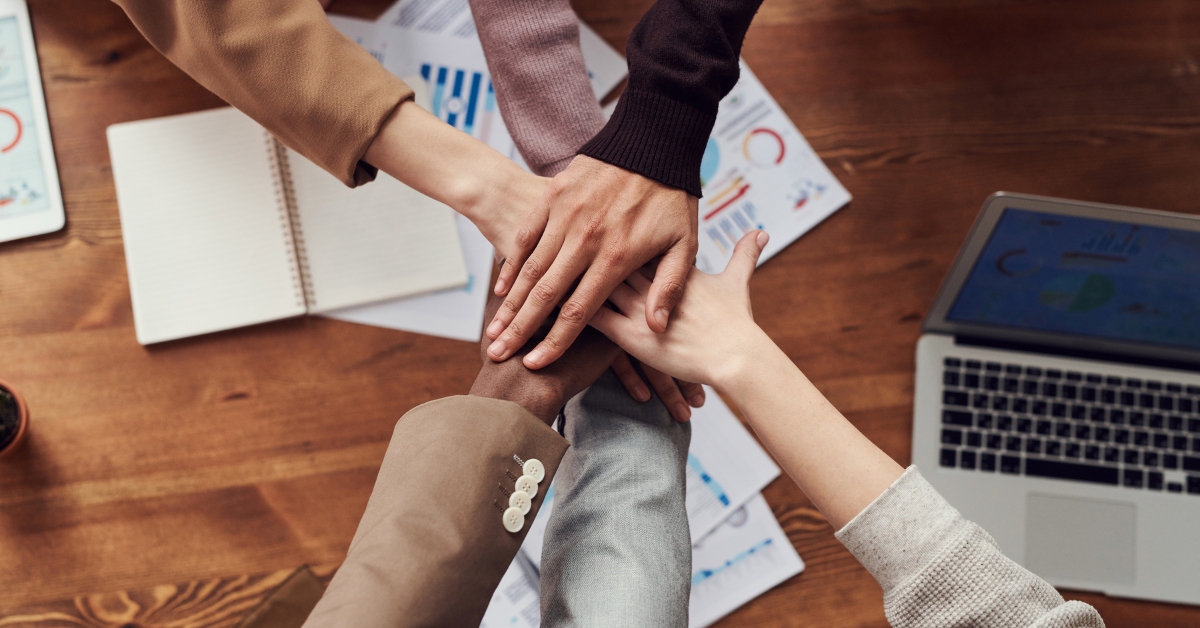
{"left": 0, "top": 379, "right": 28, "bottom": 458}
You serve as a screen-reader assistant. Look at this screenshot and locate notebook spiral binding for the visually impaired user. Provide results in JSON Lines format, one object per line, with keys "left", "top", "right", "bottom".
{"left": 265, "top": 133, "right": 314, "bottom": 311}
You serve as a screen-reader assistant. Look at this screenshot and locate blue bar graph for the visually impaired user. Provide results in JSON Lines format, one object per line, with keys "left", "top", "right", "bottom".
{"left": 463, "top": 72, "right": 483, "bottom": 135}
{"left": 688, "top": 453, "right": 730, "bottom": 506}
{"left": 431, "top": 66, "right": 448, "bottom": 117}
{"left": 447, "top": 69, "right": 465, "bottom": 127}
{"left": 417, "top": 63, "right": 499, "bottom": 145}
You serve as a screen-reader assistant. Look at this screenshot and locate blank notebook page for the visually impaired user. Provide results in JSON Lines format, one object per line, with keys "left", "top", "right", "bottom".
{"left": 284, "top": 147, "right": 467, "bottom": 313}
{"left": 109, "top": 108, "right": 305, "bottom": 345}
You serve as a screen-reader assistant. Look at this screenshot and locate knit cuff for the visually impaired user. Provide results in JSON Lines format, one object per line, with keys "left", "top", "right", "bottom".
{"left": 579, "top": 89, "right": 715, "bottom": 197}
{"left": 835, "top": 466, "right": 967, "bottom": 592}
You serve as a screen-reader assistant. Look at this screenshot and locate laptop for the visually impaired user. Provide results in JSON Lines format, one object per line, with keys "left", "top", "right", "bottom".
{"left": 913, "top": 192, "right": 1200, "bottom": 605}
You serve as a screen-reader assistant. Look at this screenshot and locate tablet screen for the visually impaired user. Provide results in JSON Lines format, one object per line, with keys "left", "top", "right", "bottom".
{"left": 0, "top": 16, "right": 51, "bottom": 219}
{"left": 947, "top": 208, "right": 1200, "bottom": 350}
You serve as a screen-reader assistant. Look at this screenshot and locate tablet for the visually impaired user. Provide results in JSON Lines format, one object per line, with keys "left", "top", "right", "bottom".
{"left": 0, "top": 0, "right": 63, "bottom": 243}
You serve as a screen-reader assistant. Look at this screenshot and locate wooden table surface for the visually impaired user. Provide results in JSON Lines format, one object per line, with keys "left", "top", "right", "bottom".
{"left": 2, "top": 0, "right": 1199, "bottom": 626}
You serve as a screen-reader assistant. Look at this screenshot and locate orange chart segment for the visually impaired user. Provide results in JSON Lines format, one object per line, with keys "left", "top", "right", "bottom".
{"left": 0, "top": 107, "right": 21, "bottom": 152}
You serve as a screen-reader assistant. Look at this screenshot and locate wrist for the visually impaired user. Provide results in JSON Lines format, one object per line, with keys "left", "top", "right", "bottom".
{"left": 710, "top": 327, "right": 782, "bottom": 393}
{"left": 461, "top": 164, "right": 547, "bottom": 260}
{"left": 469, "top": 377, "right": 562, "bottom": 425}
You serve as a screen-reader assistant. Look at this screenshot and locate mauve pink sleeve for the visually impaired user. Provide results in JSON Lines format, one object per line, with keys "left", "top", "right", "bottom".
{"left": 469, "top": 0, "right": 606, "bottom": 176}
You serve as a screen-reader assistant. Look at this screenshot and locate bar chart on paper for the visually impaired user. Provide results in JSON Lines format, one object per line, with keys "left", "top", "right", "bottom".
{"left": 420, "top": 63, "right": 502, "bottom": 147}
{"left": 686, "top": 387, "right": 780, "bottom": 543}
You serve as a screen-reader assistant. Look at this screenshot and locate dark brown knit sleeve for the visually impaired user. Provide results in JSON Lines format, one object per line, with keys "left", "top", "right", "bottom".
{"left": 579, "top": 0, "right": 763, "bottom": 197}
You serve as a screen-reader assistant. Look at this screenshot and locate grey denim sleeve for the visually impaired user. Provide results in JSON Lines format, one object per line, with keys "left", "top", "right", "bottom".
{"left": 836, "top": 466, "right": 1106, "bottom": 628}
{"left": 539, "top": 368, "right": 692, "bottom": 628}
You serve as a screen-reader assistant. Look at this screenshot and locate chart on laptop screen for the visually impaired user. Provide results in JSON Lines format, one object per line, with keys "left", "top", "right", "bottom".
{"left": 948, "top": 208, "right": 1200, "bottom": 350}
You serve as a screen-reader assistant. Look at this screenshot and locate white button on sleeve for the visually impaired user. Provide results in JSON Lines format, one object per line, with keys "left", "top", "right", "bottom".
{"left": 502, "top": 507, "right": 525, "bottom": 533}
{"left": 515, "top": 475, "right": 538, "bottom": 498}
{"left": 522, "top": 459, "right": 546, "bottom": 483}
{"left": 509, "top": 490, "right": 532, "bottom": 515}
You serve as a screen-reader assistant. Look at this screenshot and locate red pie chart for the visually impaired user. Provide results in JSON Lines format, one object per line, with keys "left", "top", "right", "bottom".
{"left": 0, "top": 109, "right": 21, "bottom": 153}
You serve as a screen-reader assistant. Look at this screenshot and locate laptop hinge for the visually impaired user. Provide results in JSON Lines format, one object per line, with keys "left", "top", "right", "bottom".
{"left": 954, "top": 335, "right": 1200, "bottom": 374}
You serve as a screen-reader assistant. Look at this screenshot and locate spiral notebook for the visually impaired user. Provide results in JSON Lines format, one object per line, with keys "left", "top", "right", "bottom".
{"left": 108, "top": 107, "right": 468, "bottom": 345}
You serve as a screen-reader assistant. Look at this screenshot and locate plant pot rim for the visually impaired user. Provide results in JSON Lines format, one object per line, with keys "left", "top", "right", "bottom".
{"left": 0, "top": 377, "right": 29, "bottom": 458}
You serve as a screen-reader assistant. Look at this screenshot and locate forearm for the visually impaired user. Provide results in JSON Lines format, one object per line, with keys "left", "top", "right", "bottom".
{"left": 364, "top": 101, "right": 546, "bottom": 260}
{"left": 717, "top": 333, "right": 904, "bottom": 530}
{"left": 114, "top": 0, "right": 412, "bottom": 187}
{"left": 837, "top": 468, "right": 1104, "bottom": 627}
{"left": 303, "top": 397, "right": 566, "bottom": 628}
{"left": 469, "top": 0, "right": 604, "bottom": 176}
{"left": 579, "top": 0, "right": 764, "bottom": 195}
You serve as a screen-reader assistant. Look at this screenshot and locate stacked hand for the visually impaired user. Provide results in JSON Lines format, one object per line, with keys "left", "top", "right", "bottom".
{"left": 590, "top": 230, "right": 772, "bottom": 390}
{"left": 484, "top": 156, "right": 699, "bottom": 370}
{"left": 470, "top": 291, "right": 620, "bottom": 424}
{"left": 479, "top": 156, "right": 704, "bottom": 420}
{"left": 363, "top": 105, "right": 706, "bottom": 418}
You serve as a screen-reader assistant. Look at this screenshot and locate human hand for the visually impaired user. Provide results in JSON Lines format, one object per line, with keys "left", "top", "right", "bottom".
{"left": 362, "top": 100, "right": 549, "bottom": 264}
{"left": 610, "top": 354, "right": 705, "bottom": 422}
{"left": 470, "top": 291, "right": 621, "bottom": 424}
{"left": 483, "top": 155, "right": 699, "bottom": 370}
{"left": 590, "top": 231, "right": 772, "bottom": 390}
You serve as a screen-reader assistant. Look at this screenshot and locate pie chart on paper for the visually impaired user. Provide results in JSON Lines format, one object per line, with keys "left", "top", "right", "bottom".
{"left": 699, "top": 137, "right": 720, "bottom": 188}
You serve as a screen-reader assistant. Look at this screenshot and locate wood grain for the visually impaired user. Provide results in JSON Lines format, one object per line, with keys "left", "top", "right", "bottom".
{"left": 0, "top": 565, "right": 337, "bottom": 628}
{"left": 1, "top": 0, "right": 1198, "bottom": 626}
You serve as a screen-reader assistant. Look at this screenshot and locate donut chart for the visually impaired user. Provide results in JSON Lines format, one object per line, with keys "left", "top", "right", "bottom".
{"left": 742, "top": 128, "right": 784, "bottom": 167}
{"left": 0, "top": 108, "right": 21, "bottom": 153}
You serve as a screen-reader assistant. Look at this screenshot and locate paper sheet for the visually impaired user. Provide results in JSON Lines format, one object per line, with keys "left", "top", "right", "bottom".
{"left": 323, "top": 214, "right": 494, "bottom": 341}
{"left": 324, "top": 19, "right": 499, "bottom": 341}
{"left": 694, "top": 61, "right": 852, "bottom": 274}
{"left": 688, "top": 494, "right": 805, "bottom": 627}
{"left": 686, "top": 386, "right": 781, "bottom": 543}
{"left": 373, "top": 0, "right": 627, "bottom": 100}
{"left": 479, "top": 553, "right": 542, "bottom": 628}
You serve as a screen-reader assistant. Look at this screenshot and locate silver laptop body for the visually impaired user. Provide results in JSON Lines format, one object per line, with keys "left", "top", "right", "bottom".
{"left": 912, "top": 192, "right": 1200, "bottom": 605}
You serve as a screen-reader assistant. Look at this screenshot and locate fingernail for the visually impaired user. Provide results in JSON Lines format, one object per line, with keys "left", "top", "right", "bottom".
{"left": 486, "top": 320, "right": 503, "bottom": 338}
{"left": 525, "top": 347, "right": 545, "bottom": 367}
{"left": 654, "top": 308, "right": 668, "bottom": 329}
{"left": 673, "top": 402, "right": 692, "bottom": 422}
{"left": 636, "top": 386, "right": 651, "bottom": 402}
{"left": 494, "top": 277, "right": 506, "bottom": 295}
{"left": 690, "top": 394, "right": 705, "bottom": 407}
{"left": 756, "top": 230, "right": 770, "bottom": 247}
{"left": 487, "top": 339, "right": 506, "bottom": 359}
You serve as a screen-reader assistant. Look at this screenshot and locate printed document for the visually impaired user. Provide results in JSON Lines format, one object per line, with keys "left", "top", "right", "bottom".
{"left": 695, "top": 61, "right": 851, "bottom": 274}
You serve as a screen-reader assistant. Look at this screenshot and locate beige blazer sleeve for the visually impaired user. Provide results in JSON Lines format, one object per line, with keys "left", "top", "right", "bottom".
{"left": 112, "top": 0, "right": 414, "bottom": 187}
{"left": 301, "top": 395, "right": 568, "bottom": 628}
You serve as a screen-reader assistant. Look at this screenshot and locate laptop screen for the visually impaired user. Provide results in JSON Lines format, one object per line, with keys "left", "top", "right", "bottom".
{"left": 947, "top": 208, "right": 1200, "bottom": 351}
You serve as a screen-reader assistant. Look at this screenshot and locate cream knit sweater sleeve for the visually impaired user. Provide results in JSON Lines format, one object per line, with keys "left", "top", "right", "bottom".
{"left": 836, "top": 467, "right": 1105, "bottom": 628}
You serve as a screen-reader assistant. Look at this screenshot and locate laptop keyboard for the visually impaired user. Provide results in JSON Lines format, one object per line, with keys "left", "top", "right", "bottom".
{"left": 938, "top": 357, "right": 1200, "bottom": 495}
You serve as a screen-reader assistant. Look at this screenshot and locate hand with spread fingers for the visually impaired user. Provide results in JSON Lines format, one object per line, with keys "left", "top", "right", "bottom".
{"left": 609, "top": 354, "right": 705, "bottom": 423}
{"left": 589, "top": 230, "right": 771, "bottom": 388}
{"left": 482, "top": 155, "right": 699, "bottom": 373}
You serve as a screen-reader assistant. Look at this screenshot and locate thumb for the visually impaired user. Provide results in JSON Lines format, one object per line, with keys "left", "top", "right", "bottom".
{"left": 645, "top": 240, "right": 696, "bottom": 333}
{"left": 723, "top": 230, "right": 769, "bottom": 284}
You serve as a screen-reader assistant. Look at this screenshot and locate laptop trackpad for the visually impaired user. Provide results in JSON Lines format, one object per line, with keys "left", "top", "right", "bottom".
{"left": 1025, "top": 494, "right": 1135, "bottom": 585}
